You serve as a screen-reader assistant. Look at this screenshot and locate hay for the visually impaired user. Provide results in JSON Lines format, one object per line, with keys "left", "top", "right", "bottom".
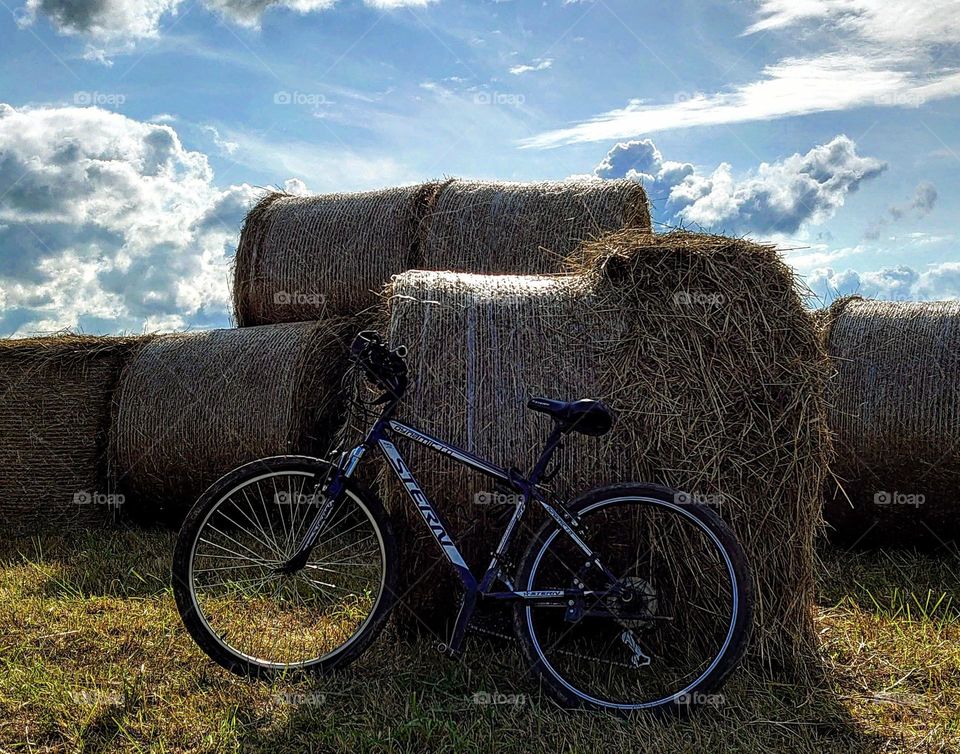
{"left": 110, "top": 319, "right": 356, "bottom": 519}
{"left": 232, "top": 184, "right": 441, "bottom": 325}
{"left": 232, "top": 179, "right": 649, "bottom": 327}
{"left": 355, "top": 230, "right": 829, "bottom": 678}
{"left": 820, "top": 297, "right": 960, "bottom": 545}
{"left": 418, "top": 179, "right": 650, "bottom": 273}
{"left": 0, "top": 335, "right": 141, "bottom": 534}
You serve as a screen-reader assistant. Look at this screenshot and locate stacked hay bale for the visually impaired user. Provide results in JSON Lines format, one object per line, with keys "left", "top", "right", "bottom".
{"left": 232, "top": 179, "right": 650, "bottom": 326}
{"left": 110, "top": 320, "right": 355, "bottom": 518}
{"left": 820, "top": 297, "right": 960, "bottom": 544}
{"left": 418, "top": 179, "right": 651, "bottom": 272}
{"left": 357, "top": 231, "right": 829, "bottom": 676}
{"left": 0, "top": 336, "right": 142, "bottom": 534}
{"left": 232, "top": 184, "right": 442, "bottom": 325}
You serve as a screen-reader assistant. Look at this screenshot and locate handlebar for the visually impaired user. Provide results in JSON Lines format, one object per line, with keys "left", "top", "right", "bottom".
{"left": 351, "top": 330, "right": 409, "bottom": 402}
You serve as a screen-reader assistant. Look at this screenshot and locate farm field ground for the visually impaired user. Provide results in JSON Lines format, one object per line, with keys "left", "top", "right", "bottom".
{"left": 0, "top": 529, "right": 958, "bottom": 753}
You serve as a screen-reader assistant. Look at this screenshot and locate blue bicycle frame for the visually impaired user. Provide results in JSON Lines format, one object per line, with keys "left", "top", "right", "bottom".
{"left": 285, "top": 397, "right": 620, "bottom": 655}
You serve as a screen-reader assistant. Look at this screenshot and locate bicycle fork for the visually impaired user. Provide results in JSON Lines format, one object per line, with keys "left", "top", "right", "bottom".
{"left": 278, "top": 446, "right": 365, "bottom": 575}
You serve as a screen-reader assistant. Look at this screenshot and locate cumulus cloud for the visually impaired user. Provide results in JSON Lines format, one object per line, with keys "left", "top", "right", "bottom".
{"left": 592, "top": 139, "right": 694, "bottom": 209}
{"left": 23, "top": 0, "right": 180, "bottom": 40}
{"left": 0, "top": 103, "right": 262, "bottom": 335}
{"left": 592, "top": 134, "right": 885, "bottom": 235}
{"left": 19, "top": 0, "right": 434, "bottom": 41}
{"left": 865, "top": 180, "right": 938, "bottom": 238}
{"left": 809, "top": 262, "right": 960, "bottom": 303}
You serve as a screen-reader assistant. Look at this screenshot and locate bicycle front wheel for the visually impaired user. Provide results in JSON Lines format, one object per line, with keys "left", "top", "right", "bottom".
{"left": 513, "top": 483, "right": 753, "bottom": 713}
{"left": 172, "top": 455, "right": 397, "bottom": 678}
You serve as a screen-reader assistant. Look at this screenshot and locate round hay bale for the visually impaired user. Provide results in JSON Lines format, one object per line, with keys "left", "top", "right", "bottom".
{"left": 821, "top": 297, "right": 960, "bottom": 545}
{"left": 233, "top": 184, "right": 442, "bottom": 325}
{"left": 353, "top": 230, "right": 828, "bottom": 679}
{"left": 0, "top": 335, "right": 141, "bottom": 534}
{"left": 111, "top": 319, "right": 356, "bottom": 519}
{"left": 418, "top": 179, "right": 650, "bottom": 273}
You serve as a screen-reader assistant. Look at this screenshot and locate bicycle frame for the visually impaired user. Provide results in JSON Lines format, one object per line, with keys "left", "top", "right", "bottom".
{"left": 287, "top": 397, "right": 620, "bottom": 653}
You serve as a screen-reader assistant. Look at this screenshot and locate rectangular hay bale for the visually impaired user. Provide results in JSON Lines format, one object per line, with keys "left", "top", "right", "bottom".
{"left": 358, "top": 231, "right": 829, "bottom": 677}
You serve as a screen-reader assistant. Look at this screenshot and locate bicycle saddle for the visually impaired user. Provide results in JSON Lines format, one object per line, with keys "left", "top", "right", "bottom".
{"left": 527, "top": 397, "right": 614, "bottom": 437}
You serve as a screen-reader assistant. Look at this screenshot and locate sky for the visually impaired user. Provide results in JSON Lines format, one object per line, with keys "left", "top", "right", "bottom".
{"left": 1, "top": 0, "right": 959, "bottom": 335}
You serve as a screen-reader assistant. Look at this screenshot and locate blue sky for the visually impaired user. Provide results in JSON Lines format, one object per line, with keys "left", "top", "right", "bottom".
{"left": 1, "top": 0, "right": 959, "bottom": 334}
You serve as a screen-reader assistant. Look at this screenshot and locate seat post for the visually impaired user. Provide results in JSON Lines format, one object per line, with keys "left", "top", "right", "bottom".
{"left": 529, "top": 423, "right": 565, "bottom": 485}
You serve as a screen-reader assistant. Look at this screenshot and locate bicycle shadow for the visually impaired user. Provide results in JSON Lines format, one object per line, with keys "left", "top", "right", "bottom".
{"left": 240, "top": 632, "right": 877, "bottom": 754}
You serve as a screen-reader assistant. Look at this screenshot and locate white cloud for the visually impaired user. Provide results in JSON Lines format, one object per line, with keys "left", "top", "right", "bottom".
{"left": 745, "top": 0, "right": 960, "bottom": 46}
{"left": 509, "top": 58, "right": 553, "bottom": 75}
{"left": 522, "top": 54, "right": 949, "bottom": 147}
{"left": 523, "top": 0, "right": 960, "bottom": 148}
{"left": 865, "top": 181, "right": 938, "bottom": 238}
{"left": 202, "top": 125, "right": 240, "bottom": 155}
{"left": 593, "top": 138, "right": 694, "bottom": 207}
{"left": 809, "top": 262, "right": 960, "bottom": 303}
{"left": 590, "top": 134, "right": 886, "bottom": 235}
{"left": 19, "top": 0, "right": 438, "bottom": 40}
{"left": 674, "top": 135, "right": 886, "bottom": 234}
{"left": 23, "top": 0, "right": 180, "bottom": 40}
{"left": 0, "top": 103, "right": 262, "bottom": 335}
{"left": 365, "top": 0, "right": 437, "bottom": 7}
{"left": 202, "top": 0, "right": 337, "bottom": 28}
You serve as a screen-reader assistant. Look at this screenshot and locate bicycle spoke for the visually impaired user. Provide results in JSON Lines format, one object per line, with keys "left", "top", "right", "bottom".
{"left": 187, "top": 469, "right": 386, "bottom": 669}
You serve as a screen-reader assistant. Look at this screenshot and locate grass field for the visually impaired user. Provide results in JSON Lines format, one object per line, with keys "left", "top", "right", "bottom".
{"left": 1, "top": 528, "right": 958, "bottom": 753}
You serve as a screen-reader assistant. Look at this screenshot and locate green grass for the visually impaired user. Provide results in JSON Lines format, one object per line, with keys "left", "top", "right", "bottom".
{"left": 1, "top": 529, "right": 958, "bottom": 753}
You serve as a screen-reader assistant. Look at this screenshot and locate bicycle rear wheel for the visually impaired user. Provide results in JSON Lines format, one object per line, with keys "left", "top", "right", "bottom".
{"left": 172, "top": 455, "right": 397, "bottom": 678}
{"left": 513, "top": 483, "right": 753, "bottom": 713}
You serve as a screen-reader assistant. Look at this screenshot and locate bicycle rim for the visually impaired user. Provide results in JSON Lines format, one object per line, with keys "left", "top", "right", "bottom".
{"left": 187, "top": 469, "right": 387, "bottom": 669}
{"left": 522, "top": 496, "right": 740, "bottom": 710}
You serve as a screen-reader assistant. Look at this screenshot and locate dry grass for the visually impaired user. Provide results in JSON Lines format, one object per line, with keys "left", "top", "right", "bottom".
{"left": 1, "top": 528, "right": 958, "bottom": 752}
{"left": 817, "top": 297, "right": 960, "bottom": 545}
{"left": 110, "top": 321, "right": 356, "bottom": 521}
{"left": 0, "top": 335, "right": 143, "bottom": 535}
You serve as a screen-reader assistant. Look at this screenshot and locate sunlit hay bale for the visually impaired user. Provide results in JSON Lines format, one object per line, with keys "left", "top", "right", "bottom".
{"left": 232, "top": 184, "right": 443, "bottom": 326}
{"left": 110, "top": 320, "right": 356, "bottom": 520}
{"left": 419, "top": 179, "right": 650, "bottom": 273}
{"left": 0, "top": 335, "right": 141, "bottom": 533}
{"left": 819, "top": 296, "right": 960, "bottom": 546}
{"left": 367, "top": 230, "right": 830, "bottom": 679}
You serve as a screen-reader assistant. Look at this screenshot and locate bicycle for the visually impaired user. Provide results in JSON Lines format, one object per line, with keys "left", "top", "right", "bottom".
{"left": 173, "top": 330, "right": 754, "bottom": 713}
